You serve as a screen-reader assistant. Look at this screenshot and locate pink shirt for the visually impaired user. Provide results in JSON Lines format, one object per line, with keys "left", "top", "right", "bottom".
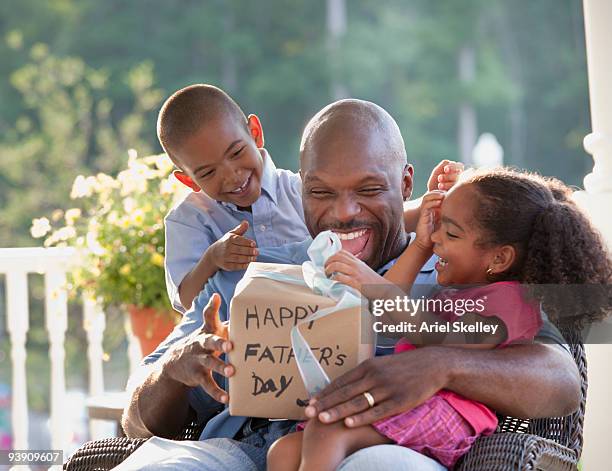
{"left": 396, "top": 281, "right": 542, "bottom": 435}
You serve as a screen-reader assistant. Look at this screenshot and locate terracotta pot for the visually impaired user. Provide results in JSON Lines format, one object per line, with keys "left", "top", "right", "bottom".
{"left": 126, "top": 305, "right": 177, "bottom": 357}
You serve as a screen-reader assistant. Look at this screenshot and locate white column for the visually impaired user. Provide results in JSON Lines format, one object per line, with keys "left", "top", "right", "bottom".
{"left": 458, "top": 45, "right": 477, "bottom": 165}
{"left": 6, "top": 271, "right": 30, "bottom": 456}
{"left": 327, "top": 0, "right": 348, "bottom": 100}
{"left": 124, "top": 315, "right": 142, "bottom": 377}
{"left": 573, "top": 0, "right": 612, "bottom": 468}
{"left": 45, "top": 269, "right": 68, "bottom": 452}
{"left": 83, "top": 294, "right": 106, "bottom": 439}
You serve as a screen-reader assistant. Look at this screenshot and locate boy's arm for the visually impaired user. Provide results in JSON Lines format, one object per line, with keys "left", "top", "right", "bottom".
{"left": 177, "top": 221, "right": 257, "bottom": 311}
{"left": 178, "top": 247, "right": 221, "bottom": 311}
{"left": 165, "top": 210, "right": 217, "bottom": 313}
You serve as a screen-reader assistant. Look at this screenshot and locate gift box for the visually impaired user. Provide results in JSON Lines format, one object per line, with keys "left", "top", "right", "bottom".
{"left": 228, "top": 258, "right": 374, "bottom": 420}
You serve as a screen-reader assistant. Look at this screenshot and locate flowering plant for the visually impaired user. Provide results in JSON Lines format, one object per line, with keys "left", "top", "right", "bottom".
{"left": 31, "top": 150, "right": 188, "bottom": 315}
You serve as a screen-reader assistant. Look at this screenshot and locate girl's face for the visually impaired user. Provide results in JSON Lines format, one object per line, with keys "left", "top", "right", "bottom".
{"left": 430, "top": 183, "right": 498, "bottom": 286}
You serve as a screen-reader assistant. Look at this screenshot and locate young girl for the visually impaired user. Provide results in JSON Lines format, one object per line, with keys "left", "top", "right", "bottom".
{"left": 266, "top": 167, "right": 612, "bottom": 471}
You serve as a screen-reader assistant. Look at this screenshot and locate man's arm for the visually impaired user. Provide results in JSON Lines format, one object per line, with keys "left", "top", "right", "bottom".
{"left": 121, "top": 294, "right": 234, "bottom": 438}
{"left": 305, "top": 343, "right": 581, "bottom": 427}
{"left": 122, "top": 364, "right": 192, "bottom": 438}
{"left": 444, "top": 343, "right": 580, "bottom": 418}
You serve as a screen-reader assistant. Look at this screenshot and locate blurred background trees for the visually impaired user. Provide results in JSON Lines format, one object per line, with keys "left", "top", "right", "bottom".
{"left": 0, "top": 0, "right": 591, "bottom": 247}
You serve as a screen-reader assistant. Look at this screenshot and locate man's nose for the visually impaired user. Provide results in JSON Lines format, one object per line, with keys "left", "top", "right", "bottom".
{"left": 330, "top": 194, "right": 361, "bottom": 222}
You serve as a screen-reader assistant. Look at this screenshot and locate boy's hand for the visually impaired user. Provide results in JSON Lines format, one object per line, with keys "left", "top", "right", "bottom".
{"left": 210, "top": 221, "right": 258, "bottom": 271}
{"left": 324, "top": 250, "right": 385, "bottom": 293}
{"left": 428, "top": 160, "right": 464, "bottom": 192}
{"left": 414, "top": 191, "right": 444, "bottom": 251}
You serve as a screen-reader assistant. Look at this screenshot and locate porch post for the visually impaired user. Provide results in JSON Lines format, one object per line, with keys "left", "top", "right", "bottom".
{"left": 573, "top": 0, "right": 612, "bottom": 467}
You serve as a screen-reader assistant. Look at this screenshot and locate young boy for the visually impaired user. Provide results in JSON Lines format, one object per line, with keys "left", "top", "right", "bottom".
{"left": 157, "top": 84, "right": 462, "bottom": 312}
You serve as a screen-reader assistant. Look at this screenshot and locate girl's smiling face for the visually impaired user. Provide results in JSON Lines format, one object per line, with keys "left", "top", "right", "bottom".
{"left": 430, "top": 183, "right": 500, "bottom": 286}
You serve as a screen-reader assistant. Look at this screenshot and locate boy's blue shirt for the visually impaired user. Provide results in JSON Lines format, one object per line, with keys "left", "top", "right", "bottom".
{"left": 141, "top": 236, "right": 439, "bottom": 441}
{"left": 164, "top": 150, "right": 310, "bottom": 312}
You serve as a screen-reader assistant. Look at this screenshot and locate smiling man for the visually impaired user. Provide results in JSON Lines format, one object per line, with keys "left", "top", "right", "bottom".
{"left": 120, "top": 99, "right": 581, "bottom": 471}
{"left": 299, "top": 100, "right": 411, "bottom": 268}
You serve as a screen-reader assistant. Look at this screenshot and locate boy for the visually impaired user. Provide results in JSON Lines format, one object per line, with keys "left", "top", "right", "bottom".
{"left": 157, "top": 84, "right": 461, "bottom": 312}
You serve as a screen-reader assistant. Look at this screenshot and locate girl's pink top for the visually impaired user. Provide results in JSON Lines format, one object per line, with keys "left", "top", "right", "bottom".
{"left": 396, "top": 281, "right": 543, "bottom": 436}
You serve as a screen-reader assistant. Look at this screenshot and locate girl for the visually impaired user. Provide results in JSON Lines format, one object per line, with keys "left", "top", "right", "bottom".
{"left": 266, "top": 167, "right": 612, "bottom": 471}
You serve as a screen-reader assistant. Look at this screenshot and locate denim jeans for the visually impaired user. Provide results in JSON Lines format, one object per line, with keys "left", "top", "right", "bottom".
{"left": 113, "top": 422, "right": 447, "bottom": 471}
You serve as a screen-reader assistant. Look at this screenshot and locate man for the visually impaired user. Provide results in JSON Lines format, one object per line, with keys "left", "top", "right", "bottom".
{"left": 121, "top": 99, "right": 580, "bottom": 470}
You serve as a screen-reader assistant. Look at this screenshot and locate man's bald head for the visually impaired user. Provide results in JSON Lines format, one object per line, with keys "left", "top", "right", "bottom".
{"left": 299, "top": 99, "right": 407, "bottom": 171}
{"left": 298, "top": 99, "right": 413, "bottom": 270}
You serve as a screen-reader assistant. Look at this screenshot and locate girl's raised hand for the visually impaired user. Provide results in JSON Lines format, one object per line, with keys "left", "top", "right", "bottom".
{"left": 414, "top": 191, "right": 444, "bottom": 252}
{"left": 324, "top": 250, "right": 385, "bottom": 293}
{"left": 427, "top": 160, "right": 464, "bottom": 192}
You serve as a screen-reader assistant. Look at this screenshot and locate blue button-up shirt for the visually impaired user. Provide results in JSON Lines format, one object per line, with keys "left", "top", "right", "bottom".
{"left": 140, "top": 236, "right": 438, "bottom": 441}
{"left": 164, "top": 150, "right": 309, "bottom": 312}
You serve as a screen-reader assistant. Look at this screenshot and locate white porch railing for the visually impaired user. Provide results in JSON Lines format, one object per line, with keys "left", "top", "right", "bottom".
{"left": 0, "top": 247, "right": 142, "bottom": 466}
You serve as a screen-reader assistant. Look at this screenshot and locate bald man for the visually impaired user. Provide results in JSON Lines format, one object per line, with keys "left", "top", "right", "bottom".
{"left": 119, "top": 100, "right": 580, "bottom": 471}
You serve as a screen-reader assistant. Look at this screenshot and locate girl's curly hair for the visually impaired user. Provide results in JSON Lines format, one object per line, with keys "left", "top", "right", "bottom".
{"left": 463, "top": 167, "right": 612, "bottom": 330}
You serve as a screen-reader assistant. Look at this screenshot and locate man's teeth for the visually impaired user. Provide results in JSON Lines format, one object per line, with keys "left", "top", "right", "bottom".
{"left": 334, "top": 229, "right": 367, "bottom": 240}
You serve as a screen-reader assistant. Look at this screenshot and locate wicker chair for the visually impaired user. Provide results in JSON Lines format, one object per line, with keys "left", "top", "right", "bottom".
{"left": 64, "top": 331, "right": 586, "bottom": 471}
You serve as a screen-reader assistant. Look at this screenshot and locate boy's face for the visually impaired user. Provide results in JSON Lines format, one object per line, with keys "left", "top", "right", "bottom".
{"left": 174, "top": 114, "right": 265, "bottom": 207}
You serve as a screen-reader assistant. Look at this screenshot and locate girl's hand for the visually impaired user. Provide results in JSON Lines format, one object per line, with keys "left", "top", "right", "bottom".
{"left": 324, "top": 250, "right": 385, "bottom": 293}
{"left": 414, "top": 191, "right": 444, "bottom": 252}
{"left": 427, "top": 160, "right": 464, "bottom": 192}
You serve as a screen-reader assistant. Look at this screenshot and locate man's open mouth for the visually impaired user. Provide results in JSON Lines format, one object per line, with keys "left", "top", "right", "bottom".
{"left": 332, "top": 228, "right": 371, "bottom": 258}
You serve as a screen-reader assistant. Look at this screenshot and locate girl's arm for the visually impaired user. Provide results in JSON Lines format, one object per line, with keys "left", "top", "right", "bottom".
{"left": 403, "top": 160, "right": 463, "bottom": 232}
{"left": 385, "top": 191, "right": 442, "bottom": 292}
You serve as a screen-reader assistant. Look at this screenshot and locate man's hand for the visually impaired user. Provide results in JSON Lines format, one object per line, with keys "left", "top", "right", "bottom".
{"left": 304, "top": 348, "right": 447, "bottom": 427}
{"left": 427, "top": 160, "right": 464, "bottom": 192}
{"left": 161, "top": 293, "right": 235, "bottom": 403}
{"left": 324, "top": 250, "right": 386, "bottom": 293}
{"left": 210, "top": 221, "right": 258, "bottom": 271}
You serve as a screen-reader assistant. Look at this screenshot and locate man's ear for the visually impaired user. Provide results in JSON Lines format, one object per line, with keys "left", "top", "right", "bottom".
{"left": 247, "top": 114, "right": 265, "bottom": 148}
{"left": 488, "top": 245, "right": 516, "bottom": 276}
{"left": 401, "top": 164, "right": 414, "bottom": 201}
{"left": 173, "top": 170, "right": 201, "bottom": 192}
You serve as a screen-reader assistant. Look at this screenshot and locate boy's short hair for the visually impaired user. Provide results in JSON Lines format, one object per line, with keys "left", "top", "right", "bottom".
{"left": 157, "top": 84, "right": 248, "bottom": 166}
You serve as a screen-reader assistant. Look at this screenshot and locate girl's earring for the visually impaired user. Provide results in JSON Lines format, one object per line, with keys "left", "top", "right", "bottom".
{"left": 486, "top": 267, "right": 496, "bottom": 282}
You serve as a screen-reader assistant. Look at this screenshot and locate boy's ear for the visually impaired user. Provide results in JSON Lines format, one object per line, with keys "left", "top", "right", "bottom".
{"left": 401, "top": 164, "right": 414, "bottom": 201}
{"left": 489, "top": 245, "right": 516, "bottom": 276}
{"left": 173, "top": 170, "right": 201, "bottom": 192}
{"left": 247, "top": 114, "right": 265, "bottom": 148}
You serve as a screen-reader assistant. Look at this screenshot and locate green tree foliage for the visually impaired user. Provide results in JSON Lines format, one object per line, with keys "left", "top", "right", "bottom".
{"left": 1, "top": 1, "right": 591, "bottom": 248}
{"left": 0, "top": 43, "right": 162, "bottom": 246}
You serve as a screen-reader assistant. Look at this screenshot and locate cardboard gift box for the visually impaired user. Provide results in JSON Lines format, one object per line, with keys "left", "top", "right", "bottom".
{"left": 228, "top": 262, "right": 374, "bottom": 420}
